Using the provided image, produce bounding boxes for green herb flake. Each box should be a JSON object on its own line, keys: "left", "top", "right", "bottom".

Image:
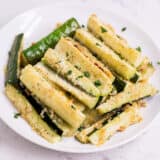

{"left": 121, "top": 27, "right": 127, "bottom": 32}
{"left": 55, "top": 60, "right": 61, "bottom": 64}
{"left": 94, "top": 80, "right": 101, "bottom": 87}
{"left": 83, "top": 71, "right": 90, "bottom": 78}
{"left": 74, "top": 65, "right": 81, "bottom": 70}
{"left": 148, "top": 62, "right": 153, "bottom": 67}
{"left": 71, "top": 105, "right": 76, "bottom": 110}
{"left": 78, "top": 126, "right": 85, "bottom": 131}
{"left": 66, "top": 52, "right": 69, "bottom": 57}
{"left": 136, "top": 46, "right": 142, "bottom": 52}
{"left": 116, "top": 34, "right": 121, "bottom": 39}
{"left": 96, "top": 42, "right": 101, "bottom": 47}
{"left": 101, "top": 26, "right": 107, "bottom": 33}
{"left": 157, "top": 61, "right": 160, "bottom": 65}
{"left": 14, "top": 113, "right": 21, "bottom": 119}
{"left": 66, "top": 70, "right": 72, "bottom": 75}
{"left": 76, "top": 75, "right": 83, "bottom": 80}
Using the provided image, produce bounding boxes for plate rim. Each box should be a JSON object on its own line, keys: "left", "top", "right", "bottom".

{"left": 0, "top": 2, "right": 160, "bottom": 153}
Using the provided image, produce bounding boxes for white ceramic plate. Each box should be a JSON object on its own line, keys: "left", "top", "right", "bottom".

{"left": 0, "top": 2, "right": 160, "bottom": 153}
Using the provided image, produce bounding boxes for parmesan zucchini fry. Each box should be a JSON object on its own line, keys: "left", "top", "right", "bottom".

{"left": 5, "top": 84, "right": 61, "bottom": 143}
{"left": 42, "top": 48, "right": 100, "bottom": 97}
{"left": 75, "top": 29, "right": 139, "bottom": 81}
{"left": 97, "top": 82, "right": 157, "bottom": 114}
{"left": 68, "top": 40, "right": 127, "bottom": 92}
{"left": 55, "top": 37, "right": 113, "bottom": 96}
{"left": 22, "top": 18, "right": 80, "bottom": 64}
{"left": 20, "top": 65, "right": 85, "bottom": 128}
{"left": 69, "top": 38, "right": 115, "bottom": 81}
{"left": 87, "top": 15, "right": 142, "bottom": 66}
{"left": 89, "top": 103, "right": 142, "bottom": 145}
{"left": 76, "top": 108, "right": 122, "bottom": 143}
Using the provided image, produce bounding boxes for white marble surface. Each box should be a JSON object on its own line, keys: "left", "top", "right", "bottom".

{"left": 0, "top": 0, "right": 160, "bottom": 159}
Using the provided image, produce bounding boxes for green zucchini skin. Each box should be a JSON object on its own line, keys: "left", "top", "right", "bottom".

{"left": 113, "top": 77, "right": 127, "bottom": 92}
{"left": 21, "top": 88, "right": 63, "bottom": 136}
{"left": 5, "top": 33, "right": 24, "bottom": 86}
{"left": 130, "top": 73, "right": 139, "bottom": 83}
{"left": 23, "top": 18, "right": 80, "bottom": 64}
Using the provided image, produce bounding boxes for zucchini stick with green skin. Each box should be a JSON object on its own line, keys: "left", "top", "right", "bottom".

{"left": 42, "top": 48, "right": 100, "bottom": 97}
{"left": 5, "top": 84, "right": 61, "bottom": 143}
{"left": 24, "top": 90, "right": 78, "bottom": 136}
{"left": 97, "top": 82, "right": 157, "bottom": 114}
{"left": 22, "top": 85, "right": 77, "bottom": 136}
{"left": 87, "top": 15, "right": 142, "bottom": 66}
{"left": 34, "top": 62, "right": 99, "bottom": 108}
{"left": 68, "top": 40, "right": 126, "bottom": 92}
{"left": 55, "top": 37, "right": 113, "bottom": 96}
{"left": 20, "top": 65, "right": 85, "bottom": 128}
{"left": 5, "top": 34, "right": 61, "bottom": 142}
{"left": 22, "top": 18, "right": 80, "bottom": 64}
{"left": 76, "top": 107, "right": 123, "bottom": 143}
{"left": 75, "top": 29, "right": 139, "bottom": 81}
{"left": 71, "top": 38, "right": 115, "bottom": 81}
{"left": 88, "top": 103, "right": 142, "bottom": 145}
{"left": 5, "top": 33, "right": 24, "bottom": 86}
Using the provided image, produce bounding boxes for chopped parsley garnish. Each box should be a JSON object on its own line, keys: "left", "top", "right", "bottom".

{"left": 14, "top": 113, "right": 21, "bottom": 119}
{"left": 116, "top": 34, "right": 121, "bottom": 39}
{"left": 76, "top": 75, "right": 83, "bottom": 80}
{"left": 55, "top": 60, "right": 61, "bottom": 64}
{"left": 78, "top": 126, "right": 85, "bottom": 131}
{"left": 121, "top": 27, "right": 127, "bottom": 32}
{"left": 94, "top": 80, "right": 101, "bottom": 87}
{"left": 81, "top": 24, "right": 85, "bottom": 28}
{"left": 136, "top": 46, "right": 142, "bottom": 52}
{"left": 71, "top": 105, "right": 76, "bottom": 110}
{"left": 157, "top": 61, "right": 160, "bottom": 65}
{"left": 96, "top": 42, "right": 101, "bottom": 47}
{"left": 74, "top": 65, "right": 81, "bottom": 70}
{"left": 148, "top": 62, "right": 153, "bottom": 67}
{"left": 66, "top": 52, "right": 69, "bottom": 57}
{"left": 101, "top": 26, "right": 107, "bottom": 33}
{"left": 66, "top": 70, "right": 72, "bottom": 75}
{"left": 65, "top": 52, "right": 71, "bottom": 61}
{"left": 83, "top": 71, "right": 90, "bottom": 78}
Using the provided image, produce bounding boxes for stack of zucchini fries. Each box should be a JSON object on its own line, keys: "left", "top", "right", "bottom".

{"left": 5, "top": 14, "right": 157, "bottom": 145}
